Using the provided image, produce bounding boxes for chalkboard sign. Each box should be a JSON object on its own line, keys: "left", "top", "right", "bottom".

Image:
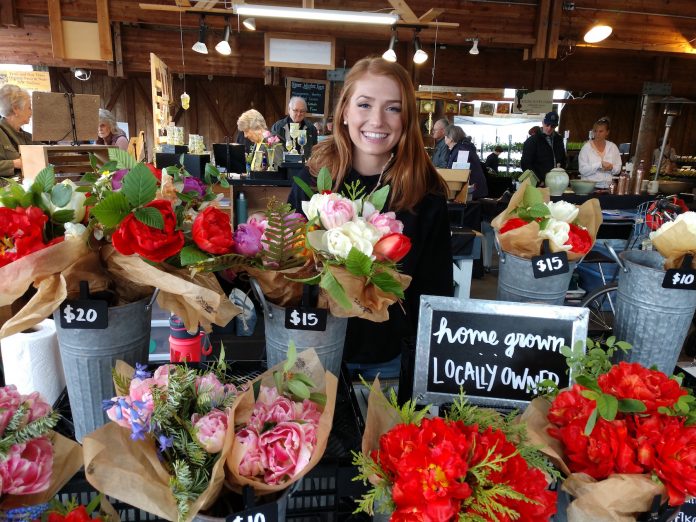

{"left": 413, "top": 297, "right": 588, "bottom": 409}
{"left": 286, "top": 77, "right": 329, "bottom": 117}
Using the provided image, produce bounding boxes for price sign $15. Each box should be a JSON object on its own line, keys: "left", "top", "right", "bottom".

{"left": 59, "top": 299, "right": 108, "bottom": 329}
{"left": 284, "top": 306, "right": 327, "bottom": 332}
{"left": 531, "top": 251, "right": 569, "bottom": 279}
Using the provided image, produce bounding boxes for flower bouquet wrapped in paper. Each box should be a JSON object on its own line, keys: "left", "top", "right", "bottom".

{"left": 491, "top": 180, "right": 602, "bottom": 260}
{"left": 0, "top": 385, "right": 82, "bottom": 519}
{"left": 524, "top": 337, "right": 693, "bottom": 521}
{"left": 83, "top": 355, "right": 240, "bottom": 522}
{"left": 649, "top": 210, "right": 696, "bottom": 270}
{"left": 226, "top": 346, "right": 337, "bottom": 496}
{"left": 353, "top": 379, "right": 558, "bottom": 521}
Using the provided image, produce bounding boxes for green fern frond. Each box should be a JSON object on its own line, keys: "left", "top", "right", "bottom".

{"left": 351, "top": 451, "right": 393, "bottom": 516}
{"left": 112, "top": 368, "right": 132, "bottom": 396}
{"left": 189, "top": 252, "right": 256, "bottom": 274}
{"left": 260, "top": 200, "right": 307, "bottom": 270}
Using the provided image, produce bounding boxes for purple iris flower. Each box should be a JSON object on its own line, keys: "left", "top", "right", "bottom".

{"left": 134, "top": 363, "right": 151, "bottom": 380}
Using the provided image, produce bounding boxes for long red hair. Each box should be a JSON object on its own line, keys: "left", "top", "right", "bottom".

{"left": 307, "top": 56, "right": 447, "bottom": 211}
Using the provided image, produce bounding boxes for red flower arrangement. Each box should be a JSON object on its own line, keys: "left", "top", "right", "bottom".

{"left": 192, "top": 206, "right": 235, "bottom": 255}
{"left": 354, "top": 383, "right": 557, "bottom": 521}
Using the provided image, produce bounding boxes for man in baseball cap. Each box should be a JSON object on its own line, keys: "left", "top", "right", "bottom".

{"left": 521, "top": 111, "right": 566, "bottom": 184}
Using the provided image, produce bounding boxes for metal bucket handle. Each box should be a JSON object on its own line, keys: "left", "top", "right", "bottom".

{"left": 603, "top": 241, "right": 628, "bottom": 273}
{"left": 494, "top": 234, "right": 506, "bottom": 263}
{"left": 249, "top": 277, "right": 272, "bottom": 318}
{"left": 145, "top": 288, "right": 160, "bottom": 312}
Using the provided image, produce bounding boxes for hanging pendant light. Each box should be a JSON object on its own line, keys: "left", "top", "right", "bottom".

{"left": 469, "top": 38, "right": 479, "bottom": 55}
{"left": 215, "top": 20, "right": 232, "bottom": 55}
{"left": 583, "top": 24, "right": 612, "bottom": 43}
{"left": 412, "top": 31, "right": 428, "bottom": 64}
{"left": 383, "top": 29, "right": 398, "bottom": 62}
{"left": 192, "top": 16, "right": 208, "bottom": 54}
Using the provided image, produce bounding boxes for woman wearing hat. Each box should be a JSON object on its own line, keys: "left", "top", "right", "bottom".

{"left": 520, "top": 111, "right": 566, "bottom": 185}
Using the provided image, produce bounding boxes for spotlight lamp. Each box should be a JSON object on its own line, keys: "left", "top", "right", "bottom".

{"left": 469, "top": 38, "right": 479, "bottom": 55}
{"left": 412, "top": 32, "right": 428, "bottom": 64}
{"left": 192, "top": 17, "right": 208, "bottom": 54}
{"left": 583, "top": 24, "right": 612, "bottom": 43}
{"left": 73, "top": 68, "right": 91, "bottom": 81}
{"left": 242, "top": 18, "right": 256, "bottom": 30}
{"left": 215, "top": 22, "right": 232, "bottom": 55}
{"left": 383, "top": 30, "right": 398, "bottom": 62}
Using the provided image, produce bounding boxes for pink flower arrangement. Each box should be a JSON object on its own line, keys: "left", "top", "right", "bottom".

{"left": 262, "top": 131, "right": 280, "bottom": 146}
{"left": 0, "top": 385, "right": 58, "bottom": 497}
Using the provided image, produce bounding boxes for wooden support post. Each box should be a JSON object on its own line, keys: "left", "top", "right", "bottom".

{"left": 56, "top": 70, "right": 74, "bottom": 94}
{"left": 546, "top": 0, "right": 562, "bottom": 60}
{"left": 632, "top": 95, "right": 661, "bottom": 191}
{"left": 48, "top": 0, "right": 65, "bottom": 58}
{"left": 96, "top": 0, "right": 113, "bottom": 61}
{"left": 48, "top": 67, "right": 61, "bottom": 93}
{"left": 0, "top": 0, "right": 18, "bottom": 27}
{"left": 531, "top": 0, "right": 550, "bottom": 60}
{"left": 108, "top": 22, "right": 124, "bottom": 78}
{"left": 134, "top": 78, "right": 151, "bottom": 108}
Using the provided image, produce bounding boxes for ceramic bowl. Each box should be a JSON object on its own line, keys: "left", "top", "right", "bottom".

{"left": 570, "top": 180, "right": 596, "bottom": 195}
{"left": 658, "top": 180, "right": 691, "bottom": 194}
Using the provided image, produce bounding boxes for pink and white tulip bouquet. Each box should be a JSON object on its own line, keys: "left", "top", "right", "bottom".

{"left": 83, "top": 357, "right": 240, "bottom": 522}
{"left": 226, "top": 346, "right": 337, "bottom": 495}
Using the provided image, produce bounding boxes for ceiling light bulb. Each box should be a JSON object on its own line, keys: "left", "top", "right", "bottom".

{"left": 192, "top": 23, "right": 208, "bottom": 54}
{"left": 243, "top": 18, "right": 256, "bottom": 30}
{"left": 382, "top": 49, "right": 397, "bottom": 62}
{"left": 216, "top": 25, "right": 231, "bottom": 55}
{"left": 413, "top": 36, "right": 427, "bottom": 64}
{"left": 469, "top": 39, "right": 479, "bottom": 55}
{"left": 583, "top": 24, "right": 612, "bottom": 43}
{"left": 233, "top": 4, "right": 398, "bottom": 25}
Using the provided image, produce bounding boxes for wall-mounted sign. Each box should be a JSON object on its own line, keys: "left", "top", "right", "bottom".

{"left": 512, "top": 90, "right": 554, "bottom": 114}
{"left": 286, "top": 77, "right": 329, "bottom": 117}
{"left": 413, "top": 297, "right": 588, "bottom": 409}
{"left": 265, "top": 33, "right": 335, "bottom": 70}
{"left": 0, "top": 70, "right": 50, "bottom": 92}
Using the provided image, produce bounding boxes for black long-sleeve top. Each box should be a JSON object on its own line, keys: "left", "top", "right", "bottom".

{"left": 288, "top": 167, "right": 454, "bottom": 363}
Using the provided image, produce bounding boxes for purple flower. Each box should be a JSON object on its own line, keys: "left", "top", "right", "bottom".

{"left": 233, "top": 218, "right": 266, "bottom": 257}
{"left": 157, "top": 434, "right": 174, "bottom": 452}
{"left": 134, "top": 363, "right": 151, "bottom": 380}
{"left": 182, "top": 176, "right": 207, "bottom": 197}
{"left": 110, "top": 169, "right": 129, "bottom": 190}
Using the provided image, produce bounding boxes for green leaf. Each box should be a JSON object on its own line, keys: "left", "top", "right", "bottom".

{"left": 33, "top": 167, "right": 55, "bottom": 192}
{"left": 317, "top": 166, "right": 332, "bottom": 192}
{"left": 205, "top": 163, "right": 221, "bottom": 181}
{"left": 596, "top": 393, "right": 618, "bottom": 421}
{"left": 91, "top": 192, "right": 130, "bottom": 228}
{"left": 121, "top": 163, "right": 158, "bottom": 207}
{"left": 0, "top": 196, "right": 17, "bottom": 208}
{"left": 50, "top": 183, "right": 72, "bottom": 207}
{"left": 345, "top": 247, "right": 373, "bottom": 277}
{"left": 618, "top": 398, "right": 647, "bottom": 413}
{"left": 51, "top": 209, "right": 75, "bottom": 224}
{"left": 253, "top": 379, "right": 262, "bottom": 401}
{"left": 81, "top": 172, "right": 99, "bottom": 184}
{"left": 108, "top": 148, "right": 137, "bottom": 169}
{"left": 287, "top": 379, "right": 310, "bottom": 400}
{"left": 367, "top": 185, "right": 390, "bottom": 212}
{"left": 528, "top": 203, "right": 550, "bottom": 219}
{"left": 85, "top": 493, "right": 103, "bottom": 517}
{"left": 575, "top": 375, "right": 601, "bottom": 392}
{"left": 273, "top": 371, "right": 283, "bottom": 394}
{"left": 522, "top": 184, "right": 543, "bottom": 207}
{"left": 292, "top": 372, "right": 316, "bottom": 389}
{"left": 320, "top": 267, "right": 351, "bottom": 310}
{"left": 293, "top": 175, "right": 314, "bottom": 199}
{"left": 75, "top": 185, "right": 92, "bottom": 193}
{"left": 309, "top": 392, "right": 327, "bottom": 407}
{"left": 89, "top": 152, "right": 100, "bottom": 170}
{"left": 584, "top": 407, "right": 598, "bottom": 436}
{"left": 100, "top": 161, "right": 119, "bottom": 173}
{"left": 134, "top": 207, "right": 165, "bottom": 230}
{"left": 284, "top": 340, "right": 297, "bottom": 372}
{"left": 219, "top": 176, "right": 229, "bottom": 188}
{"left": 180, "top": 245, "right": 211, "bottom": 266}
{"left": 580, "top": 390, "right": 599, "bottom": 401}
{"left": 370, "top": 270, "right": 405, "bottom": 299}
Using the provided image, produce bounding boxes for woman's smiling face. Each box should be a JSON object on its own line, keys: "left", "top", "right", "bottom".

{"left": 342, "top": 72, "right": 403, "bottom": 169}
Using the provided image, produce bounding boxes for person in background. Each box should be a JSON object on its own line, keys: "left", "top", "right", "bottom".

{"left": 270, "top": 96, "right": 318, "bottom": 159}
{"left": 97, "top": 108, "right": 129, "bottom": 150}
{"left": 578, "top": 116, "right": 621, "bottom": 189}
{"left": 0, "top": 84, "right": 34, "bottom": 182}
{"left": 288, "top": 56, "right": 453, "bottom": 374}
{"left": 430, "top": 117, "right": 450, "bottom": 168}
{"left": 314, "top": 119, "right": 329, "bottom": 143}
{"left": 653, "top": 137, "right": 677, "bottom": 174}
{"left": 444, "top": 124, "right": 488, "bottom": 199}
{"left": 521, "top": 111, "right": 566, "bottom": 184}
{"left": 485, "top": 145, "right": 504, "bottom": 174}
{"left": 237, "top": 109, "right": 268, "bottom": 172}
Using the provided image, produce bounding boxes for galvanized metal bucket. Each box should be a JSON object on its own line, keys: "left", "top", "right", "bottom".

{"left": 614, "top": 250, "right": 696, "bottom": 374}
{"left": 53, "top": 296, "right": 153, "bottom": 442}
{"left": 250, "top": 279, "right": 347, "bottom": 377}
{"left": 496, "top": 250, "right": 577, "bottom": 306}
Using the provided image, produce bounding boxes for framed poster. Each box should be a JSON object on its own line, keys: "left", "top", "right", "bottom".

{"left": 496, "top": 102, "right": 511, "bottom": 114}
{"left": 265, "top": 33, "right": 335, "bottom": 70}
{"left": 286, "top": 77, "right": 329, "bottom": 117}
{"left": 479, "top": 102, "right": 495, "bottom": 116}
{"left": 419, "top": 100, "right": 435, "bottom": 114}
{"left": 459, "top": 103, "right": 474, "bottom": 116}
{"left": 445, "top": 101, "right": 458, "bottom": 114}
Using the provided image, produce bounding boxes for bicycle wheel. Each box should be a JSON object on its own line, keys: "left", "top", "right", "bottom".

{"left": 580, "top": 283, "right": 618, "bottom": 338}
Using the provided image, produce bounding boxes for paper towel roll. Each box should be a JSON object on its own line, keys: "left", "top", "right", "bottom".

{"left": 1, "top": 319, "right": 65, "bottom": 405}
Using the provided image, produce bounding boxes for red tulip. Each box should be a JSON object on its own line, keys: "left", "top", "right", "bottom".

{"left": 373, "top": 233, "right": 411, "bottom": 263}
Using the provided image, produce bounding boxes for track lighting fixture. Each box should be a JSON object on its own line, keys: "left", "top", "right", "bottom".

{"left": 413, "top": 32, "right": 427, "bottom": 64}
{"left": 469, "top": 38, "right": 479, "bottom": 55}
{"left": 583, "top": 24, "right": 612, "bottom": 43}
{"left": 215, "top": 20, "right": 231, "bottom": 55}
{"left": 192, "top": 17, "right": 208, "bottom": 54}
{"left": 383, "top": 29, "right": 397, "bottom": 62}
{"left": 242, "top": 18, "right": 256, "bottom": 30}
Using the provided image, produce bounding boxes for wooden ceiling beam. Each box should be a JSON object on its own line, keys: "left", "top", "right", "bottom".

{"left": 419, "top": 8, "right": 444, "bottom": 23}
{"left": 0, "top": 0, "right": 18, "bottom": 27}
{"left": 531, "top": 0, "right": 550, "bottom": 60}
{"left": 388, "top": 0, "right": 418, "bottom": 23}
{"left": 47, "top": 0, "right": 64, "bottom": 58}
{"left": 546, "top": 0, "right": 562, "bottom": 60}
{"left": 96, "top": 0, "right": 113, "bottom": 60}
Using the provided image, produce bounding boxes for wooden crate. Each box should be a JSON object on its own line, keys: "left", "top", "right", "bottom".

{"left": 19, "top": 145, "right": 113, "bottom": 182}
{"left": 437, "top": 168, "right": 471, "bottom": 201}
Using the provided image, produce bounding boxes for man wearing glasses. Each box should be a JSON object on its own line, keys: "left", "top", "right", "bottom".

{"left": 431, "top": 118, "right": 450, "bottom": 168}
{"left": 271, "top": 96, "right": 318, "bottom": 160}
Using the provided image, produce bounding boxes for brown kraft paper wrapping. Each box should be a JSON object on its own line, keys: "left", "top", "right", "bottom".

{"left": 226, "top": 348, "right": 337, "bottom": 496}
{"left": 360, "top": 377, "right": 403, "bottom": 456}
{"left": 491, "top": 179, "right": 603, "bottom": 261}
{"left": 651, "top": 220, "right": 696, "bottom": 270}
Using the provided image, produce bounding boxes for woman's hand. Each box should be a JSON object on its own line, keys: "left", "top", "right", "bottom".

{"left": 12, "top": 158, "right": 21, "bottom": 170}
{"left": 601, "top": 160, "right": 612, "bottom": 171}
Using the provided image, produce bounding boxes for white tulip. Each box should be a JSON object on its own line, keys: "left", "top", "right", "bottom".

{"left": 546, "top": 201, "right": 579, "bottom": 223}
{"left": 302, "top": 193, "right": 329, "bottom": 221}
{"left": 539, "top": 218, "right": 571, "bottom": 251}
{"left": 323, "top": 228, "right": 353, "bottom": 259}
{"left": 64, "top": 222, "right": 87, "bottom": 240}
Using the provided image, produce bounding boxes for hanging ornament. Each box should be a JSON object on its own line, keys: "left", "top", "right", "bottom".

{"left": 181, "top": 92, "right": 190, "bottom": 110}
{"left": 426, "top": 111, "right": 433, "bottom": 133}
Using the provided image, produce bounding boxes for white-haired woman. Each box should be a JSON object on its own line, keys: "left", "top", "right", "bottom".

{"left": 237, "top": 109, "right": 268, "bottom": 171}
{"left": 97, "top": 108, "right": 129, "bottom": 150}
{"left": 0, "top": 84, "right": 34, "bottom": 181}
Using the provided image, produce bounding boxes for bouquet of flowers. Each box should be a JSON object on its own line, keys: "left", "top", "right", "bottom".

{"left": 0, "top": 385, "right": 82, "bottom": 518}
{"left": 83, "top": 356, "right": 240, "bottom": 522}
{"left": 491, "top": 180, "right": 602, "bottom": 260}
{"left": 649, "top": 210, "right": 696, "bottom": 269}
{"left": 191, "top": 167, "right": 412, "bottom": 321}
{"left": 226, "top": 346, "right": 337, "bottom": 495}
{"left": 34, "top": 494, "right": 119, "bottom": 522}
{"left": 353, "top": 379, "right": 558, "bottom": 521}
{"left": 524, "top": 337, "right": 694, "bottom": 520}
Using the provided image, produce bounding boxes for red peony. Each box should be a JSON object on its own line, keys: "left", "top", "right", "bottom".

{"left": 0, "top": 206, "right": 50, "bottom": 267}
{"left": 651, "top": 421, "right": 696, "bottom": 505}
{"left": 111, "top": 200, "right": 184, "bottom": 263}
{"left": 547, "top": 384, "right": 595, "bottom": 428}
{"left": 565, "top": 223, "right": 592, "bottom": 254}
{"left": 192, "top": 206, "right": 234, "bottom": 255}
{"left": 499, "top": 217, "right": 529, "bottom": 234}
{"left": 597, "top": 362, "right": 687, "bottom": 414}
{"left": 373, "top": 232, "right": 411, "bottom": 263}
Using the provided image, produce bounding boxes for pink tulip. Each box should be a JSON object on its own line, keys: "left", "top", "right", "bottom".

{"left": 153, "top": 364, "right": 175, "bottom": 385}
{"left": 259, "top": 421, "right": 314, "bottom": 485}
{"left": 297, "top": 399, "right": 322, "bottom": 427}
{"left": 192, "top": 409, "right": 228, "bottom": 453}
{"left": 0, "top": 386, "right": 22, "bottom": 435}
{"left": 368, "top": 211, "right": 404, "bottom": 236}
{"left": 195, "top": 373, "right": 228, "bottom": 405}
{"left": 23, "top": 392, "right": 52, "bottom": 422}
{"left": 317, "top": 194, "right": 354, "bottom": 230}
{"left": 0, "top": 438, "right": 53, "bottom": 495}
{"left": 237, "top": 428, "right": 266, "bottom": 478}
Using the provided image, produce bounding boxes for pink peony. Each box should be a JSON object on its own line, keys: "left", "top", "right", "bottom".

{"left": 0, "top": 385, "right": 22, "bottom": 435}
{"left": 368, "top": 211, "right": 404, "bottom": 236}
{"left": 153, "top": 364, "right": 175, "bottom": 384}
{"left": 0, "top": 438, "right": 53, "bottom": 495}
{"left": 297, "top": 399, "right": 322, "bottom": 427}
{"left": 259, "top": 421, "right": 314, "bottom": 485}
{"left": 316, "top": 193, "right": 354, "bottom": 230}
{"left": 23, "top": 392, "right": 52, "bottom": 422}
{"left": 233, "top": 218, "right": 266, "bottom": 257}
{"left": 192, "top": 409, "right": 228, "bottom": 453}
{"left": 195, "top": 373, "right": 231, "bottom": 406}
{"left": 237, "top": 428, "right": 266, "bottom": 478}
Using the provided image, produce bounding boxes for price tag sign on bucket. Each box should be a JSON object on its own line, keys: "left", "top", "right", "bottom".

{"left": 662, "top": 254, "right": 696, "bottom": 290}
{"left": 59, "top": 299, "right": 108, "bottom": 329}
{"left": 228, "top": 503, "right": 278, "bottom": 522}
{"left": 531, "top": 239, "right": 569, "bottom": 279}
{"left": 284, "top": 306, "right": 327, "bottom": 331}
